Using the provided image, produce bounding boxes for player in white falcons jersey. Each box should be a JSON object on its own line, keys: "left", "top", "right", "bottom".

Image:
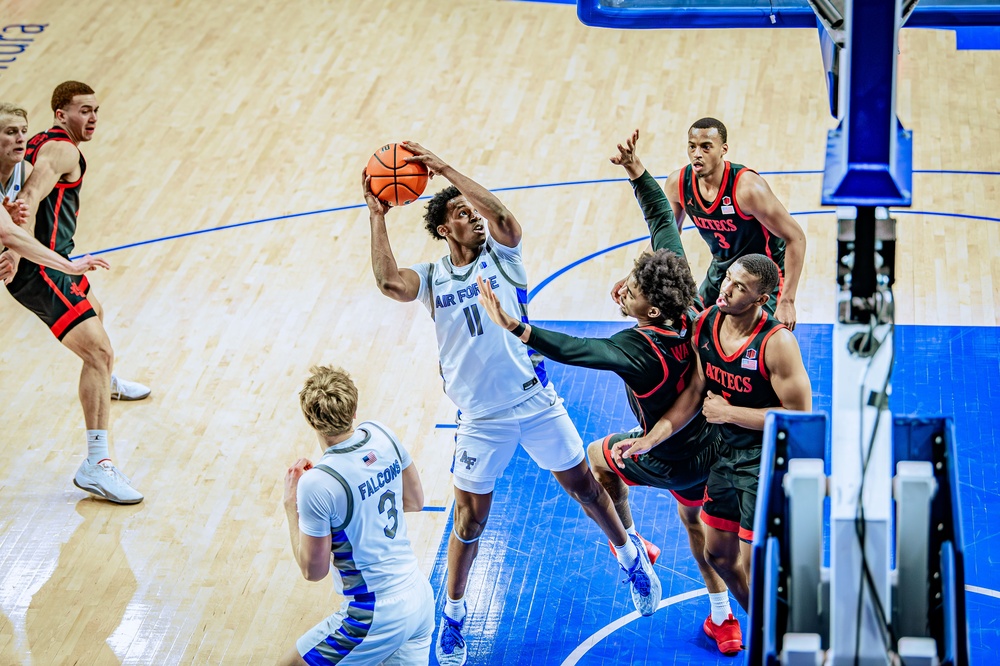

{"left": 280, "top": 365, "right": 434, "bottom": 666}
{"left": 364, "top": 143, "right": 661, "bottom": 666}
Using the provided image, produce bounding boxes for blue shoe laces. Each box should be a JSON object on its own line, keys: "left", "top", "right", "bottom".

{"left": 440, "top": 615, "right": 465, "bottom": 654}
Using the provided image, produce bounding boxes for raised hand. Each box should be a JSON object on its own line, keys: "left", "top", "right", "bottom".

{"left": 401, "top": 141, "right": 448, "bottom": 177}
{"left": 476, "top": 275, "right": 516, "bottom": 330}
{"left": 362, "top": 169, "right": 389, "bottom": 215}
{"left": 610, "top": 129, "right": 645, "bottom": 180}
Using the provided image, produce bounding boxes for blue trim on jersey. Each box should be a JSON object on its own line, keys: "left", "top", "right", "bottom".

{"left": 325, "top": 639, "right": 351, "bottom": 656}
{"left": 343, "top": 616, "right": 371, "bottom": 632}
{"left": 336, "top": 627, "right": 364, "bottom": 644}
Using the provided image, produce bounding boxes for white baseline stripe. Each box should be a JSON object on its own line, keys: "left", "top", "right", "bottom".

{"left": 560, "top": 588, "right": 709, "bottom": 666}
{"left": 561, "top": 585, "right": 1000, "bottom": 665}
{"left": 967, "top": 585, "right": 1000, "bottom": 599}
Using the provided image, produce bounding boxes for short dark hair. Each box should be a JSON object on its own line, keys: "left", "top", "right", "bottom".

{"left": 423, "top": 186, "right": 460, "bottom": 240}
{"left": 51, "top": 81, "right": 95, "bottom": 112}
{"left": 689, "top": 117, "right": 727, "bottom": 144}
{"left": 734, "top": 253, "right": 780, "bottom": 297}
{"left": 633, "top": 249, "right": 698, "bottom": 324}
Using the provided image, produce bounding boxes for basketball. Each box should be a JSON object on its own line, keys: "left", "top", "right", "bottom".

{"left": 366, "top": 143, "right": 429, "bottom": 207}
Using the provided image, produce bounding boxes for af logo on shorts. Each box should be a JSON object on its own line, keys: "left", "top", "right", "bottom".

{"left": 459, "top": 451, "right": 478, "bottom": 470}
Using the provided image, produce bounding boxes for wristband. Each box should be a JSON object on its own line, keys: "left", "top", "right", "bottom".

{"left": 511, "top": 321, "right": 526, "bottom": 337}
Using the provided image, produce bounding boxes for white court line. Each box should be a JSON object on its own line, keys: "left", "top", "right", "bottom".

{"left": 560, "top": 585, "right": 1000, "bottom": 664}
{"left": 559, "top": 588, "right": 709, "bottom": 666}
{"left": 967, "top": 585, "right": 1000, "bottom": 599}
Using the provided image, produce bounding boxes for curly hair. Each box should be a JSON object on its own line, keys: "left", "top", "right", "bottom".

{"left": 734, "top": 253, "right": 780, "bottom": 297}
{"left": 51, "top": 81, "right": 95, "bottom": 112}
{"left": 689, "top": 117, "right": 727, "bottom": 144}
{"left": 422, "top": 186, "right": 461, "bottom": 240}
{"left": 299, "top": 365, "right": 358, "bottom": 437}
{"left": 633, "top": 249, "right": 697, "bottom": 324}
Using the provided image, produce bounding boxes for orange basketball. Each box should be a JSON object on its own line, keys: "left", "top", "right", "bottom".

{"left": 366, "top": 143, "right": 429, "bottom": 207}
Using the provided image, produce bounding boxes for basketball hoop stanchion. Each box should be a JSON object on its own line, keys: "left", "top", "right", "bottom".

{"left": 746, "top": 0, "right": 969, "bottom": 663}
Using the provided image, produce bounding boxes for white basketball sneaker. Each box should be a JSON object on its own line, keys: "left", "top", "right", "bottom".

{"left": 435, "top": 603, "right": 468, "bottom": 666}
{"left": 111, "top": 374, "right": 151, "bottom": 401}
{"left": 621, "top": 533, "right": 662, "bottom": 616}
{"left": 73, "top": 459, "right": 144, "bottom": 504}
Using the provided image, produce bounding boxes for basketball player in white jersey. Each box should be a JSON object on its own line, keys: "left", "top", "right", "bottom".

{"left": 280, "top": 365, "right": 435, "bottom": 666}
{"left": 364, "top": 143, "right": 660, "bottom": 666}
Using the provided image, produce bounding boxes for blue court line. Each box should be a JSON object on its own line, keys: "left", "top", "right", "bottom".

{"left": 422, "top": 506, "right": 447, "bottom": 512}
{"left": 435, "top": 423, "right": 458, "bottom": 429}
{"left": 528, "top": 208, "right": 1000, "bottom": 301}
{"left": 68, "top": 170, "right": 1000, "bottom": 259}
{"left": 529, "top": 210, "right": 835, "bottom": 301}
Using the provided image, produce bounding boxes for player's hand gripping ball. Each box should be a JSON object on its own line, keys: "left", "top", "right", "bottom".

{"left": 366, "top": 143, "right": 429, "bottom": 207}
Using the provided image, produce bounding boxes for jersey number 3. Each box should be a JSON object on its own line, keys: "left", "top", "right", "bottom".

{"left": 713, "top": 232, "right": 731, "bottom": 250}
{"left": 462, "top": 304, "right": 485, "bottom": 337}
{"left": 378, "top": 489, "right": 399, "bottom": 539}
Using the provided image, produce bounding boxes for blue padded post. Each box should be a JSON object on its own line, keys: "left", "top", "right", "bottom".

{"left": 892, "top": 416, "right": 969, "bottom": 665}
{"left": 748, "top": 412, "right": 829, "bottom": 664}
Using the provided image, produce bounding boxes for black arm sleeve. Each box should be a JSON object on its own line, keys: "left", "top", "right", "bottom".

{"left": 630, "top": 169, "right": 685, "bottom": 258}
{"left": 526, "top": 325, "right": 658, "bottom": 392}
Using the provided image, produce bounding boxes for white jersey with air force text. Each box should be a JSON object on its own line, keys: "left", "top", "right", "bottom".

{"left": 412, "top": 235, "right": 548, "bottom": 420}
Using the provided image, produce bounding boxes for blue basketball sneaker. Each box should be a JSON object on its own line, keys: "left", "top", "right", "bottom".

{"left": 621, "top": 533, "right": 662, "bottom": 616}
{"left": 435, "top": 605, "right": 467, "bottom": 666}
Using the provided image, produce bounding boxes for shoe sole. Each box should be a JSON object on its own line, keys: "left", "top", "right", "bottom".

{"left": 111, "top": 392, "right": 151, "bottom": 401}
{"left": 73, "top": 478, "right": 144, "bottom": 504}
{"left": 702, "top": 623, "right": 742, "bottom": 655}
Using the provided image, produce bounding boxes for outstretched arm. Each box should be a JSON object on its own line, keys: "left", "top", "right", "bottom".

{"left": 402, "top": 141, "right": 522, "bottom": 248}
{"left": 364, "top": 170, "right": 421, "bottom": 302}
{"left": 476, "top": 274, "right": 641, "bottom": 377}
{"left": 735, "top": 172, "right": 806, "bottom": 330}
{"left": 0, "top": 207, "right": 109, "bottom": 282}
{"left": 610, "top": 342, "right": 705, "bottom": 468}
{"left": 611, "top": 130, "right": 683, "bottom": 257}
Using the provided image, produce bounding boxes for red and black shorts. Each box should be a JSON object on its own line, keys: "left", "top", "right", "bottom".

{"left": 600, "top": 420, "right": 723, "bottom": 506}
{"left": 6, "top": 262, "right": 96, "bottom": 340}
{"left": 700, "top": 445, "right": 762, "bottom": 543}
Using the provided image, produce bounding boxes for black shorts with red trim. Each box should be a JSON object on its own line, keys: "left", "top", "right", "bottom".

{"left": 6, "top": 262, "right": 95, "bottom": 340}
{"left": 600, "top": 416, "right": 723, "bottom": 504}
{"left": 700, "top": 445, "right": 762, "bottom": 543}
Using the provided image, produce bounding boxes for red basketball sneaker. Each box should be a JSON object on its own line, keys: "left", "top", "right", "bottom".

{"left": 703, "top": 613, "right": 742, "bottom": 655}
{"left": 607, "top": 533, "right": 661, "bottom": 566}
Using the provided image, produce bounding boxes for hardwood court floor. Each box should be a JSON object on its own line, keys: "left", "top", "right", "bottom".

{"left": 0, "top": 1, "right": 997, "bottom": 664}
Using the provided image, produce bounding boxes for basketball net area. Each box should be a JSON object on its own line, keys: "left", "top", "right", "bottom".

{"left": 578, "top": 0, "right": 1000, "bottom": 663}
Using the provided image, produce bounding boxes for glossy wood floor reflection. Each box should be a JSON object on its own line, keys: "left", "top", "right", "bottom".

{"left": 0, "top": 1, "right": 997, "bottom": 664}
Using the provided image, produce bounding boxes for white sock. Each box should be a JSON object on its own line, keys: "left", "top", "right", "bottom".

{"left": 445, "top": 596, "right": 466, "bottom": 622}
{"left": 709, "top": 591, "right": 733, "bottom": 625}
{"left": 86, "top": 430, "right": 110, "bottom": 464}
{"left": 625, "top": 524, "right": 638, "bottom": 537}
{"left": 613, "top": 537, "right": 639, "bottom": 568}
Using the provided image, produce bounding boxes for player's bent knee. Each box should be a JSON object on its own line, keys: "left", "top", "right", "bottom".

{"left": 567, "top": 473, "right": 604, "bottom": 506}
{"left": 676, "top": 503, "right": 703, "bottom": 528}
